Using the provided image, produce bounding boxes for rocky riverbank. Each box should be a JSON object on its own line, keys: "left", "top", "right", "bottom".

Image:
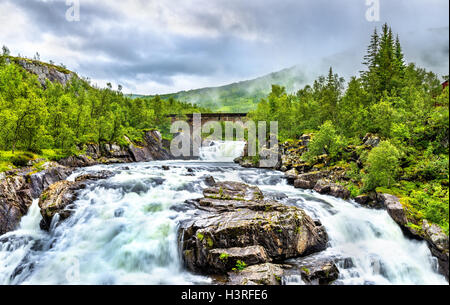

{"left": 178, "top": 179, "right": 338, "bottom": 285}
{"left": 0, "top": 129, "right": 171, "bottom": 236}
{"left": 235, "top": 134, "right": 449, "bottom": 280}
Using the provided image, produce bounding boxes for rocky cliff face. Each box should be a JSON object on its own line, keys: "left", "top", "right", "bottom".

{"left": 59, "top": 130, "right": 172, "bottom": 168}
{"left": 11, "top": 58, "right": 76, "bottom": 87}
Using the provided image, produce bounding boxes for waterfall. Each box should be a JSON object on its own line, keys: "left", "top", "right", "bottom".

{"left": 199, "top": 140, "right": 246, "bottom": 162}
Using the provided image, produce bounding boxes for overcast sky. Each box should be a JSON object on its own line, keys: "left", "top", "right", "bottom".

{"left": 0, "top": 0, "right": 448, "bottom": 94}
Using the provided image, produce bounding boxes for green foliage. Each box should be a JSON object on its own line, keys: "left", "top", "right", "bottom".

{"left": 219, "top": 253, "right": 229, "bottom": 261}
{"left": 363, "top": 141, "right": 400, "bottom": 191}
{"left": 0, "top": 55, "right": 207, "bottom": 157}
{"left": 304, "top": 121, "right": 346, "bottom": 162}
{"left": 232, "top": 260, "right": 247, "bottom": 272}
{"left": 247, "top": 24, "right": 447, "bottom": 232}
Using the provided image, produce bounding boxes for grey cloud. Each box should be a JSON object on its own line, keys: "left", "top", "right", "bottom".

{"left": 2, "top": 0, "right": 449, "bottom": 93}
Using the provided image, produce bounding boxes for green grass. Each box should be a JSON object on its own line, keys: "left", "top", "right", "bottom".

{"left": 0, "top": 149, "right": 70, "bottom": 173}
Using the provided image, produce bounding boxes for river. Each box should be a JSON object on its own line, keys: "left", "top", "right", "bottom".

{"left": 0, "top": 141, "right": 447, "bottom": 285}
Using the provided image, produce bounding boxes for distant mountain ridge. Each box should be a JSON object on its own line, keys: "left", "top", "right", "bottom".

{"left": 137, "top": 66, "right": 309, "bottom": 113}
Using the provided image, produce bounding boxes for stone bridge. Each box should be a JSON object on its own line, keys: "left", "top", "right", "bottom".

{"left": 168, "top": 113, "right": 248, "bottom": 127}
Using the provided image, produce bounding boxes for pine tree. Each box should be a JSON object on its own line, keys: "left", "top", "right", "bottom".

{"left": 394, "top": 35, "right": 405, "bottom": 74}
{"left": 376, "top": 24, "right": 396, "bottom": 95}
{"left": 362, "top": 28, "right": 379, "bottom": 70}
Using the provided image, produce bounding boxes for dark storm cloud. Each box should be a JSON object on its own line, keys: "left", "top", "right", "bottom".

{"left": 2, "top": 0, "right": 448, "bottom": 93}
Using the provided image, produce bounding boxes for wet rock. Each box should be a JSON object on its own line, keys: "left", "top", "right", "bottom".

{"left": 377, "top": 194, "right": 407, "bottom": 226}
{"left": 143, "top": 130, "right": 172, "bottom": 160}
{"left": 354, "top": 193, "right": 384, "bottom": 209}
{"left": 203, "top": 181, "right": 264, "bottom": 201}
{"left": 422, "top": 220, "right": 449, "bottom": 279}
{"left": 293, "top": 171, "right": 327, "bottom": 187}
{"left": 38, "top": 172, "right": 112, "bottom": 231}
{"left": 114, "top": 208, "right": 125, "bottom": 218}
{"left": 207, "top": 246, "right": 270, "bottom": 273}
{"left": 38, "top": 180, "right": 85, "bottom": 230}
{"left": 299, "top": 261, "right": 339, "bottom": 285}
{"left": 423, "top": 220, "right": 449, "bottom": 252}
{"left": 227, "top": 263, "right": 285, "bottom": 285}
{"left": 58, "top": 155, "right": 97, "bottom": 168}
{"left": 162, "top": 165, "right": 170, "bottom": 171}
{"left": 284, "top": 168, "right": 298, "bottom": 183}
{"left": 203, "top": 175, "right": 216, "bottom": 187}
{"left": 179, "top": 181, "right": 328, "bottom": 274}
{"left": 74, "top": 170, "right": 114, "bottom": 182}
{"left": 29, "top": 165, "right": 73, "bottom": 198}
{"left": 128, "top": 144, "right": 152, "bottom": 162}
{"left": 235, "top": 157, "right": 256, "bottom": 168}
{"left": 0, "top": 176, "right": 33, "bottom": 235}
{"left": 313, "top": 180, "right": 350, "bottom": 199}
{"left": 294, "top": 179, "right": 315, "bottom": 190}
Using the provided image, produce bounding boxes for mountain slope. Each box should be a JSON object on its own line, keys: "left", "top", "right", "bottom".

{"left": 147, "top": 66, "right": 309, "bottom": 113}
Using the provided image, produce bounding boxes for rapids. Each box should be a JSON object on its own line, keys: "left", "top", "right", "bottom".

{"left": 0, "top": 141, "right": 447, "bottom": 285}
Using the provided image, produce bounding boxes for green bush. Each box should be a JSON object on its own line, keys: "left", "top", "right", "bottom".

{"left": 304, "top": 121, "right": 346, "bottom": 162}
{"left": 362, "top": 141, "right": 400, "bottom": 191}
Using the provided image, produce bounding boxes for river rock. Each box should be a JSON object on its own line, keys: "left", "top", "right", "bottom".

{"left": 422, "top": 220, "right": 449, "bottom": 279}
{"left": 284, "top": 168, "right": 298, "bottom": 183}
{"left": 293, "top": 171, "right": 327, "bottom": 188}
{"left": 227, "top": 263, "right": 286, "bottom": 285}
{"left": 377, "top": 194, "right": 407, "bottom": 226}
{"left": 207, "top": 246, "right": 270, "bottom": 273}
{"left": 353, "top": 193, "right": 385, "bottom": 209}
{"left": 29, "top": 165, "right": 73, "bottom": 198}
{"left": 58, "top": 155, "right": 97, "bottom": 168}
{"left": 299, "top": 261, "right": 339, "bottom": 285}
{"left": 0, "top": 176, "right": 33, "bottom": 235}
{"left": 294, "top": 179, "right": 315, "bottom": 189}
{"left": 179, "top": 181, "right": 328, "bottom": 274}
{"left": 38, "top": 180, "right": 85, "bottom": 230}
{"left": 422, "top": 220, "right": 449, "bottom": 252}
{"left": 313, "top": 180, "right": 350, "bottom": 199}
{"left": 38, "top": 172, "right": 113, "bottom": 230}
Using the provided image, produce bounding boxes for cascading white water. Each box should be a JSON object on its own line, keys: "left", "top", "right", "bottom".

{"left": 0, "top": 141, "right": 447, "bottom": 285}
{"left": 199, "top": 140, "right": 246, "bottom": 162}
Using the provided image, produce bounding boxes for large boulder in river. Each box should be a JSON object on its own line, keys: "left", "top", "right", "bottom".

{"left": 178, "top": 181, "right": 328, "bottom": 275}
{"left": 38, "top": 180, "right": 85, "bottom": 230}
{"left": 38, "top": 171, "right": 113, "bottom": 230}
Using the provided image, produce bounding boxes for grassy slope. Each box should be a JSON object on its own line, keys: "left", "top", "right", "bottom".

{"left": 139, "top": 66, "right": 309, "bottom": 113}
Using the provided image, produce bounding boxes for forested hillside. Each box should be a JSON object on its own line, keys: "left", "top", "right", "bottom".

{"left": 0, "top": 50, "right": 207, "bottom": 171}
{"left": 144, "top": 66, "right": 308, "bottom": 113}
{"left": 249, "top": 24, "right": 449, "bottom": 233}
